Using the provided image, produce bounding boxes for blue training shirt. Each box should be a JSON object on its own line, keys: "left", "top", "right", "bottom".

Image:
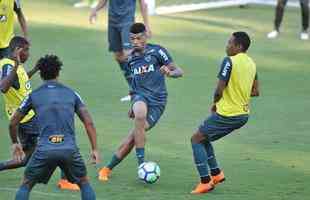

{"left": 108, "top": 0, "right": 136, "bottom": 27}
{"left": 18, "top": 81, "right": 85, "bottom": 151}
{"left": 129, "top": 44, "right": 173, "bottom": 106}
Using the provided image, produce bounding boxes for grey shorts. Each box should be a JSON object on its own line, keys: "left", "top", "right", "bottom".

{"left": 198, "top": 112, "right": 249, "bottom": 141}
{"left": 131, "top": 94, "right": 165, "bottom": 130}
{"left": 108, "top": 24, "right": 132, "bottom": 52}
{"left": 25, "top": 149, "right": 87, "bottom": 184}
{"left": 19, "top": 118, "right": 39, "bottom": 151}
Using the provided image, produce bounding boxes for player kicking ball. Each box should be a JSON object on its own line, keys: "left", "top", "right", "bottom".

{"left": 190, "top": 32, "right": 260, "bottom": 194}
{"left": 9, "top": 55, "right": 100, "bottom": 200}
{"left": 98, "top": 23, "right": 183, "bottom": 181}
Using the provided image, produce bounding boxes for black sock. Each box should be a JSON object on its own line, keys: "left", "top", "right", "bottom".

{"left": 210, "top": 168, "right": 221, "bottom": 176}
{"left": 201, "top": 175, "right": 211, "bottom": 184}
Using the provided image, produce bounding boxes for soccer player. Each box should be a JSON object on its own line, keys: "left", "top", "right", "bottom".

{"left": 0, "top": 36, "right": 39, "bottom": 171}
{"left": 0, "top": 0, "right": 28, "bottom": 59}
{"left": 190, "top": 32, "right": 260, "bottom": 194}
{"left": 98, "top": 23, "right": 183, "bottom": 181}
{"left": 0, "top": 36, "right": 80, "bottom": 191}
{"left": 89, "top": 0, "right": 151, "bottom": 101}
{"left": 10, "top": 54, "right": 100, "bottom": 200}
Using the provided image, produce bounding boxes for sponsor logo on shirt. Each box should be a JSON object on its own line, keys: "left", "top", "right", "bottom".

{"left": 133, "top": 64, "right": 155, "bottom": 75}
{"left": 222, "top": 62, "right": 231, "bottom": 77}
{"left": 49, "top": 135, "right": 65, "bottom": 144}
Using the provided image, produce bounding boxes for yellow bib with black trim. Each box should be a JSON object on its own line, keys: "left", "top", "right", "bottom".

{"left": 0, "top": 0, "right": 15, "bottom": 48}
{"left": 0, "top": 58, "right": 35, "bottom": 123}
{"left": 216, "top": 53, "right": 256, "bottom": 117}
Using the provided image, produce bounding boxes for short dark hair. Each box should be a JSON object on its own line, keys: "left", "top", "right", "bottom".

{"left": 9, "top": 36, "right": 29, "bottom": 51}
{"left": 232, "top": 32, "right": 251, "bottom": 52}
{"left": 130, "top": 23, "right": 146, "bottom": 34}
{"left": 36, "top": 55, "right": 62, "bottom": 80}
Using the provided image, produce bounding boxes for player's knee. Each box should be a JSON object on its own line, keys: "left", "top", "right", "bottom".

{"left": 134, "top": 113, "right": 147, "bottom": 122}
{"left": 191, "top": 132, "right": 205, "bottom": 144}
{"left": 78, "top": 176, "right": 89, "bottom": 185}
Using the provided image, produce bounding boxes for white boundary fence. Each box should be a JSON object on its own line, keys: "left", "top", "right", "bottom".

{"left": 146, "top": 0, "right": 306, "bottom": 15}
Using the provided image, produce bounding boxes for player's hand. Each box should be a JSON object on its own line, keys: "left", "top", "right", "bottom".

{"left": 12, "top": 47, "right": 23, "bottom": 68}
{"left": 211, "top": 104, "right": 217, "bottom": 113}
{"left": 128, "top": 109, "right": 135, "bottom": 119}
{"left": 160, "top": 65, "right": 171, "bottom": 76}
{"left": 89, "top": 10, "right": 97, "bottom": 24}
{"left": 11, "top": 143, "right": 25, "bottom": 163}
{"left": 90, "top": 149, "right": 100, "bottom": 165}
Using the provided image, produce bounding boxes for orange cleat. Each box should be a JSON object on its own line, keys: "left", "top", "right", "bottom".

{"left": 211, "top": 171, "right": 225, "bottom": 185}
{"left": 57, "top": 179, "right": 80, "bottom": 191}
{"left": 191, "top": 181, "right": 214, "bottom": 194}
{"left": 98, "top": 167, "right": 112, "bottom": 182}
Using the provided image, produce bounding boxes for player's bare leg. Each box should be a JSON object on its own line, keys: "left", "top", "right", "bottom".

{"left": 99, "top": 101, "right": 150, "bottom": 181}
{"left": 98, "top": 131, "right": 134, "bottom": 181}
{"left": 132, "top": 101, "right": 149, "bottom": 165}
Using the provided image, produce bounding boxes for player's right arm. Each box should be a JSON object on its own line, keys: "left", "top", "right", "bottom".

{"left": 251, "top": 73, "right": 259, "bottom": 97}
{"left": 212, "top": 57, "right": 232, "bottom": 112}
{"left": 74, "top": 93, "right": 100, "bottom": 164}
{"left": 89, "top": 0, "right": 108, "bottom": 24}
{"left": 14, "top": 0, "right": 28, "bottom": 40}
{"left": 0, "top": 48, "right": 23, "bottom": 93}
{"left": 9, "top": 95, "right": 33, "bottom": 162}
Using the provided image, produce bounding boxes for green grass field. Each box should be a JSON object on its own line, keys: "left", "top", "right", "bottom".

{"left": 0, "top": 0, "right": 309, "bottom": 199}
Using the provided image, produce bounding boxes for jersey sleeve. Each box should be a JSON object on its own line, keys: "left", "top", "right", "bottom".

{"left": 1, "top": 64, "right": 14, "bottom": 79}
{"left": 157, "top": 46, "right": 173, "bottom": 66}
{"left": 1, "top": 64, "right": 20, "bottom": 90}
{"left": 18, "top": 95, "right": 33, "bottom": 115}
{"left": 14, "top": 0, "right": 21, "bottom": 12}
{"left": 74, "top": 91, "right": 85, "bottom": 112}
{"left": 217, "top": 57, "right": 233, "bottom": 82}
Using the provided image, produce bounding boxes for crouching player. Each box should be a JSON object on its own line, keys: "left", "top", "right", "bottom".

{"left": 98, "top": 23, "right": 183, "bottom": 181}
{"left": 190, "top": 32, "right": 260, "bottom": 194}
{"left": 9, "top": 55, "right": 100, "bottom": 200}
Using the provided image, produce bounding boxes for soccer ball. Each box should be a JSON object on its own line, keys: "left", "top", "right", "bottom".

{"left": 138, "top": 162, "right": 160, "bottom": 184}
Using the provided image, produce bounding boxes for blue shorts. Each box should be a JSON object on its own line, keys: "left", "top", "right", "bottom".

{"left": 108, "top": 24, "right": 132, "bottom": 52}
{"left": 25, "top": 149, "right": 87, "bottom": 184}
{"left": 198, "top": 112, "right": 249, "bottom": 141}
{"left": 131, "top": 95, "right": 165, "bottom": 130}
{"left": 19, "top": 118, "right": 39, "bottom": 151}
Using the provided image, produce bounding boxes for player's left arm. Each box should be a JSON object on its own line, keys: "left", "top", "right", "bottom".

{"left": 160, "top": 63, "right": 184, "bottom": 78}
{"left": 14, "top": 0, "right": 28, "bottom": 40}
{"left": 9, "top": 95, "right": 33, "bottom": 162}
{"left": 138, "top": 0, "right": 152, "bottom": 38}
{"left": 158, "top": 47, "right": 183, "bottom": 78}
{"left": 74, "top": 93, "right": 100, "bottom": 164}
{"left": 251, "top": 73, "right": 259, "bottom": 97}
{"left": 27, "top": 58, "right": 41, "bottom": 78}
{"left": 212, "top": 57, "right": 232, "bottom": 111}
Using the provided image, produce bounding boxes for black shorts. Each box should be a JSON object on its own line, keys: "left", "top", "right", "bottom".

{"left": 24, "top": 149, "right": 87, "bottom": 184}
{"left": 18, "top": 119, "right": 39, "bottom": 151}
